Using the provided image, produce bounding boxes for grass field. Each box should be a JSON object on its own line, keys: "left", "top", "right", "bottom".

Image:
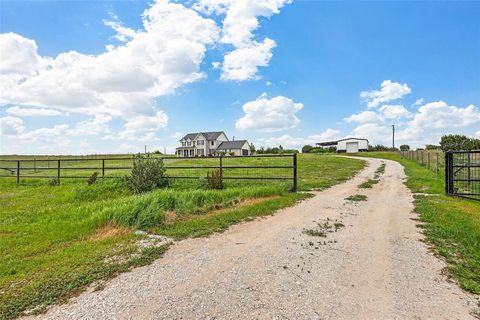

{"left": 0, "top": 153, "right": 364, "bottom": 319}
{"left": 356, "top": 152, "right": 480, "bottom": 295}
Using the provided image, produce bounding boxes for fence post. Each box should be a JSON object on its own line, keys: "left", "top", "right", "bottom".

{"left": 57, "top": 159, "right": 61, "bottom": 184}
{"left": 436, "top": 154, "right": 439, "bottom": 174}
{"left": 16, "top": 161, "right": 20, "bottom": 184}
{"left": 428, "top": 152, "right": 431, "bottom": 170}
{"left": 445, "top": 151, "right": 454, "bottom": 195}
{"left": 102, "top": 159, "right": 105, "bottom": 178}
{"left": 292, "top": 153, "right": 298, "bottom": 192}
{"left": 219, "top": 155, "right": 223, "bottom": 178}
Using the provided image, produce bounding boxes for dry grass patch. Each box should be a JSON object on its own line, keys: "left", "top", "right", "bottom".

{"left": 90, "top": 224, "right": 132, "bottom": 241}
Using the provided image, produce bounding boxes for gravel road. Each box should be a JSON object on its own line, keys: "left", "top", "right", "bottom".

{"left": 27, "top": 157, "right": 478, "bottom": 319}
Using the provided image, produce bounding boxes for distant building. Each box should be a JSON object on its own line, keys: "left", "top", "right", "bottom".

{"left": 316, "top": 137, "right": 369, "bottom": 153}
{"left": 175, "top": 131, "right": 251, "bottom": 157}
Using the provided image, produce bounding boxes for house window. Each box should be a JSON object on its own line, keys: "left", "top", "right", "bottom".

{"left": 197, "top": 149, "right": 204, "bottom": 155}
{"left": 197, "top": 140, "right": 204, "bottom": 145}
{"left": 182, "top": 141, "right": 186, "bottom": 146}
{"left": 211, "top": 141, "right": 215, "bottom": 146}
{"left": 187, "top": 141, "right": 191, "bottom": 146}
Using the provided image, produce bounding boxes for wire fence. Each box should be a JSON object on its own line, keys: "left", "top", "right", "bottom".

{"left": 0, "top": 154, "right": 298, "bottom": 191}
{"left": 399, "top": 150, "right": 444, "bottom": 174}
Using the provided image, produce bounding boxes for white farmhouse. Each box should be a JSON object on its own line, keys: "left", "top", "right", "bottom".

{"left": 316, "top": 137, "right": 369, "bottom": 153}
{"left": 175, "top": 131, "right": 251, "bottom": 157}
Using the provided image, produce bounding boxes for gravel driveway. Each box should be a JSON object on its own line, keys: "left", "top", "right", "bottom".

{"left": 27, "top": 157, "right": 478, "bottom": 319}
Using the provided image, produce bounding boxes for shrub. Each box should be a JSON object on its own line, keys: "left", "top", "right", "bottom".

{"left": 206, "top": 170, "right": 223, "bottom": 190}
{"left": 87, "top": 171, "right": 99, "bottom": 185}
{"left": 48, "top": 177, "right": 60, "bottom": 186}
{"left": 124, "top": 155, "right": 169, "bottom": 194}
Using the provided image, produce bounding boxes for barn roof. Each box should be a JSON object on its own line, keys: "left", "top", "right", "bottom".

{"left": 316, "top": 137, "right": 369, "bottom": 146}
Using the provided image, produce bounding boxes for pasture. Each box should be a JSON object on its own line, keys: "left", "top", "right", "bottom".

{"left": 0, "top": 153, "right": 365, "bottom": 319}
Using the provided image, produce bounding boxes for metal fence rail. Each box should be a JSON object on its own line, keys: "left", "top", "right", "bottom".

{"left": 445, "top": 151, "right": 480, "bottom": 201}
{"left": 0, "top": 154, "right": 298, "bottom": 191}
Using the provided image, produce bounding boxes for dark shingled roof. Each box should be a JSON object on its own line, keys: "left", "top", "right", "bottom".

{"left": 217, "top": 140, "right": 249, "bottom": 150}
{"left": 181, "top": 131, "right": 225, "bottom": 141}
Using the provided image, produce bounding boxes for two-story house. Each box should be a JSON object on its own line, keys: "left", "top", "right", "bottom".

{"left": 175, "top": 131, "right": 251, "bottom": 157}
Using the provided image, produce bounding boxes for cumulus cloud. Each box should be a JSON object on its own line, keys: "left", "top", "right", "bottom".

{"left": 0, "top": 0, "right": 219, "bottom": 122}
{"left": 0, "top": 116, "right": 25, "bottom": 135}
{"left": 360, "top": 80, "right": 411, "bottom": 108}
{"left": 344, "top": 111, "right": 383, "bottom": 124}
{"left": 346, "top": 100, "right": 480, "bottom": 147}
{"left": 236, "top": 94, "right": 303, "bottom": 132}
{"left": 195, "top": 0, "right": 290, "bottom": 80}
{"left": 379, "top": 105, "right": 411, "bottom": 119}
{"left": 6, "top": 106, "right": 63, "bottom": 117}
{"left": 221, "top": 38, "right": 275, "bottom": 81}
{"left": 410, "top": 101, "right": 480, "bottom": 129}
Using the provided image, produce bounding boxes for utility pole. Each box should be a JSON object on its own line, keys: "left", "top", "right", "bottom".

{"left": 392, "top": 125, "right": 395, "bottom": 151}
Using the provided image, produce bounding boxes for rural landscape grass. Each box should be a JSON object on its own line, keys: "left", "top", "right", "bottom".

{"left": 356, "top": 152, "right": 480, "bottom": 295}
{"left": 0, "top": 153, "right": 364, "bottom": 319}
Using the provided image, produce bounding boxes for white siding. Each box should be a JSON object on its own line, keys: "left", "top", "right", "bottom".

{"left": 337, "top": 139, "right": 368, "bottom": 152}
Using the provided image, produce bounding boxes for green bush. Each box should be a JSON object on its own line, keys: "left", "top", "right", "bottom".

{"left": 206, "top": 170, "right": 223, "bottom": 190}
{"left": 48, "top": 177, "right": 60, "bottom": 186}
{"left": 124, "top": 155, "right": 169, "bottom": 194}
{"left": 87, "top": 171, "right": 99, "bottom": 185}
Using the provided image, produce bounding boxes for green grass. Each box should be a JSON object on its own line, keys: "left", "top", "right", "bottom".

{"left": 345, "top": 194, "right": 368, "bottom": 202}
{"left": 0, "top": 154, "right": 365, "bottom": 319}
{"left": 355, "top": 152, "right": 480, "bottom": 294}
{"left": 358, "top": 179, "right": 379, "bottom": 189}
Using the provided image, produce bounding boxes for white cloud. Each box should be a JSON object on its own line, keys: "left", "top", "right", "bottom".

{"left": 379, "top": 104, "right": 411, "bottom": 119}
{"left": 409, "top": 101, "right": 480, "bottom": 129}
{"left": 256, "top": 128, "right": 341, "bottom": 149}
{"left": 0, "top": 116, "right": 25, "bottom": 135}
{"left": 6, "top": 106, "right": 63, "bottom": 117}
{"left": 476, "top": 131, "right": 480, "bottom": 138}
{"left": 360, "top": 80, "right": 411, "bottom": 108}
{"left": 221, "top": 38, "right": 275, "bottom": 81}
{"left": 344, "top": 111, "right": 382, "bottom": 124}
{"left": 0, "top": 0, "right": 219, "bottom": 122}
{"left": 103, "top": 15, "right": 137, "bottom": 42}
{"left": 69, "top": 114, "right": 112, "bottom": 136}
{"left": 236, "top": 94, "right": 303, "bottom": 132}
{"left": 195, "top": 0, "right": 290, "bottom": 81}
{"left": 172, "top": 132, "right": 184, "bottom": 140}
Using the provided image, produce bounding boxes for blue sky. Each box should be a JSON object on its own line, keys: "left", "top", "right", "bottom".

{"left": 0, "top": 0, "right": 479, "bottom": 154}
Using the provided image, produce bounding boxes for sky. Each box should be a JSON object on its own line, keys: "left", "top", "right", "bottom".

{"left": 0, "top": 0, "right": 479, "bottom": 155}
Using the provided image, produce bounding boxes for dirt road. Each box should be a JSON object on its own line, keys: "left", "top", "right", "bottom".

{"left": 29, "top": 158, "right": 477, "bottom": 319}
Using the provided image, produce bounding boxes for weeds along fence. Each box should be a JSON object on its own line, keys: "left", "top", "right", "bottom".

{"left": 0, "top": 154, "right": 298, "bottom": 191}
{"left": 400, "top": 150, "right": 444, "bottom": 174}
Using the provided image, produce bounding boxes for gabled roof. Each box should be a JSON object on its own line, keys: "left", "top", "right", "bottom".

{"left": 316, "top": 137, "right": 369, "bottom": 146}
{"left": 217, "top": 140, "right": 249, "bottom": 150}
{"left": 181, "top": 131, "right": 225, "bottom": 141}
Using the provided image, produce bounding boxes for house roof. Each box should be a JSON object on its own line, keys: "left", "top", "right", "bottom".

{"left": 217, "top": 140, "right": 249, "bottom": 150}
{"left": 316, "top": 137, "right": 369, "bottom": 146}
{"left": 181, "top": 131, "right": 225, "bottom": 141}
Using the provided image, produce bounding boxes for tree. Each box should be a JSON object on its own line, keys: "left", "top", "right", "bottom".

{"left": 302, "top": 145, "right": 313, "bottom": 153}
{"left": 425, "top": 144, "right": 441, "bottom": 150}
{"left": 440, "top": 134, "right": 480, "bottom": 151}
{"left": 249, "top": 143, "right": 256, "bottom": 154}
{"left": 399, "top": 144, "right": 410, "bottom": 151}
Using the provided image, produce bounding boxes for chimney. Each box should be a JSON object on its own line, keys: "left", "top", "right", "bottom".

{"left": 232, "top": 136, "right": 235, "bottom": 141}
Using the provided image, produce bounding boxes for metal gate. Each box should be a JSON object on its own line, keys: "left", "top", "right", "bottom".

{"left": 445, "top": 151, "right": 480, "bottom": 201}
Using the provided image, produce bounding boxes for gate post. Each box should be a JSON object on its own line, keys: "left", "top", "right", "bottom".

{"left": 16, "top": 161, "right": 20, "bottom": 184}
{"left": 292, "top": 153, "right": 298, "bottom": 192}
{"left": 219, "top": 155, "right": 223, "bottom": 178}
{"left": 445, "top": 151, "right": 454, "bottom": 195}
